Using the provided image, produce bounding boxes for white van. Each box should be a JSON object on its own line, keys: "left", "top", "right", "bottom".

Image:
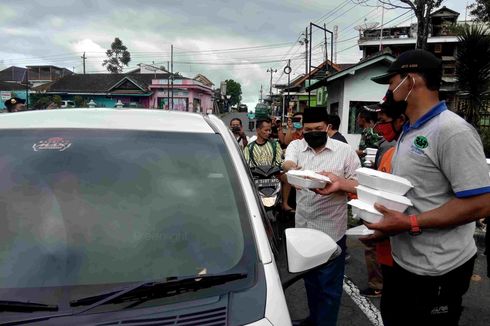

{"left": 0, "top": 109, "right": 338, "bottom": 325}
{"left": 60, "top": 100, "right": 75, "bottom": 108}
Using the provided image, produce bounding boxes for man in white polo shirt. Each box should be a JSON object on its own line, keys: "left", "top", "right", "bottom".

{"left": 283, "top": 108, "right": 360, "bottom": 326}
{"left": 366, "top": 49, "right": 490, "bottom": 326}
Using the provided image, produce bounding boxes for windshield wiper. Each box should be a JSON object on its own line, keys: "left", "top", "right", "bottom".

{"left": 0, "top": 300, "right": 58, "bottom": 312}
{"left": 70, "top": 272, "right": 247, "bottom": 312}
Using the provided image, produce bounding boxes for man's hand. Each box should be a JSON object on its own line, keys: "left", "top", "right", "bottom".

{"left": 358, "top": 230, "right": 387, "bottom": 245}
{"left": 313, "top": 172, "right": 359, "bottom": 195}
{"left": 287, "top": 117, "right": 293, "bottom": 129}
{"left": 313, "top": 172, "right": 343, "bottom": 195}
{"left": 364, "top": 203, "right": 411, "bottom": 235}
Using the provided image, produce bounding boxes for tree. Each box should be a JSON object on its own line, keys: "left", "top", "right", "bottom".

{"left": 469, "top": 0, "right": 490, "bottom": 23}
{"left": 225, "top": 79, "right": 242, "bottom": 106}
{"left": 102, "top": 37, "right": 131, "bottom": 74}
{"left": 352, "top": 0, "right": 444, "bottom": 50}
{"left": 73, "top": 95, "right": 87, "bottom": 108}
{"left": 455, "top": 24, "right": 490, "bottom": 130}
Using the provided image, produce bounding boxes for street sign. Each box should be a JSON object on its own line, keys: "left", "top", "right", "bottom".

{"left": 1, "top": 91, "right": 11, "bottom": 101}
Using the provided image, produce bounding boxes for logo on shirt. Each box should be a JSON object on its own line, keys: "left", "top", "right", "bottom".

{"left": 414, "top": 135, "right": 429, "bottom": 149}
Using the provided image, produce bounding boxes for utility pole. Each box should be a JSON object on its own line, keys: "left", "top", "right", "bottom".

{"left": 167, "top": 61, "right": 170, "bottom": 110}
{"left": 304, "top": 27, "right": 309, "bottom": 75}
{"left": 324, "top": 23, "right": 328, "bottom": 64}
{"left": 260, "top": 85, "right": 263, "bottom": 103}
{"left": 81, "top": 52, "right": 86, "bottom": 74}
{"left": 334, "top": 25, "right": 338, "bottom": 64}
{"left": 379, "top": 1, "right": 385, "bottom": 52}
{"left": 266, "top": 68, "right": 277, "bottom": 98}
{"left": 171, "top": 45, "right": 174, "bottom": 110}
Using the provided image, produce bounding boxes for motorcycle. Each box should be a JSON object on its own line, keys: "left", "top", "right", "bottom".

{"left": 250, "top": 165, "right": 283, "bottom": 255}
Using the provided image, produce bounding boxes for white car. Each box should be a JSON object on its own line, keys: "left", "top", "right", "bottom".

{"left": 0, "top": 109, "right": 337, "bottom": 325}
{"left": 60, "top": 100, "right": 75, "bottom": 108}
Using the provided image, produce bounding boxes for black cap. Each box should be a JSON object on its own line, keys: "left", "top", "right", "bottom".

{"left": 302, "top": 108, "right": 329, "bottom": 124}
{"left": 363, "top": 104, "right": 382, "bottom": 112}
{"left": 4, "top": 97, "right": 26, "bottom": 108}
{"left": 371, "top": 49, "right": 442, "bottom": 84}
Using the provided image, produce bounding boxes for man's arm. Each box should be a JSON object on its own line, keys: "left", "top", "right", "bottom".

{"left": 314, "top": 172, "right": 359, "bottom": 195}
{"left": 283, "top": 118, "right": 294, "bottom": 145}
{"left": 368, "top": 193, "right": 490, "bottom": 234}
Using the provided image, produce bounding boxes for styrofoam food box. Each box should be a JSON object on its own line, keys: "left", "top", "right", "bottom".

{"left": 365, "top": 154, "right": 376, "bottom": 162}
{"left": 345, "top": 224, "right": 375, "bottom": 237}
{"left": 356, "top": 185, "right": 413, "bottom": 213}
{"left": 365, "top": 148, "right": 378, "bottom": 155}
{"left": 348, "top": 199, "right": 384, "bottom": 223}
{"left": 356, "top": 167, "right": 413, "bottom": 195}
{"left": 287, "top": 170, "right": 331, "bottom": 189}
{"left": 486, "top": 158, "right": 490, "bottom": 172}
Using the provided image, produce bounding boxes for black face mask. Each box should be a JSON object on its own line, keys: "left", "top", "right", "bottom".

{"left": 383, "top": 90, "right": 408, "bottom": 115}
{"left": 304, "top": 131, "right": 327, "bottom": 148}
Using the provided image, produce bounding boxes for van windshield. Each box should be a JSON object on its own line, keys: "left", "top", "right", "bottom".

{"left": 0, "top": 129, "right": 254, "bottom": 292}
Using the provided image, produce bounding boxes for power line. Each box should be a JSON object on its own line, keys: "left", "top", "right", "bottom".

{"left": 314, "top": 0, "right": 351, "bottom": 24}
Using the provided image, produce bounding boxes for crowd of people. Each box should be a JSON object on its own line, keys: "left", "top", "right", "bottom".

{"left": 231, "top": 49, "right": 490, "bottom": 326}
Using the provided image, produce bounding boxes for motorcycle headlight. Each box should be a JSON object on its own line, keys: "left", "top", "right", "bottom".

{"left": 261, "top": 195, "right": 277, "bottom": 207}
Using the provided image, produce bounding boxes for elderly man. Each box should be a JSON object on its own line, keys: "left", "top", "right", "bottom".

{"left": 283, "top": 108, "right": 360, "bottom": 326}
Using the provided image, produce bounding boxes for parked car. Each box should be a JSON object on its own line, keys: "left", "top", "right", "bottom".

{"left": 238, "top": 103, "right": 248, "bottom": 112}
{"left": 60, "top": 100, "right": 75, "bottom": 108}
{"left": 0, "top": 109, "right": 337, "bottom": 325}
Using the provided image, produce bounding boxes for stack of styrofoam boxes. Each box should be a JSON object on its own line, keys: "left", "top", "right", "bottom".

{"left": 348, "top": 168, "right": 414, "bottom": 223}
{"left": 364, "top": 148, "right": 378, "bottom": 167}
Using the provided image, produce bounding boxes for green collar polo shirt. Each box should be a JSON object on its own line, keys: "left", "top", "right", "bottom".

{"left": 391, "top": 101, "right": 490, "bottom": 276}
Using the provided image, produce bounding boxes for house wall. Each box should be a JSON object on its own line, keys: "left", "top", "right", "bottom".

{"left": 333, "top": 63, "right": 391, "bottom": 149}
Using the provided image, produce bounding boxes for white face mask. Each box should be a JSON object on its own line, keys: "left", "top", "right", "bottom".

{"left": 393, "top": 75, "right": 415, "bottom": 102}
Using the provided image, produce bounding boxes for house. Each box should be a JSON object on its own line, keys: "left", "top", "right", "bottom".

{"left": 357, "top": 6, "right": 461, "bottom": 108}
{"left": 275, "top": 60, "right": 348, "bottom": 114}
{"left": 0, "top": 66, "right": 28, "bottom": 84}
{"left": 27, "top": 65, "right": 74, "bottom": 87}
{"left": 33, "top": 73, "right": 214, "bottom": 112}
{"left": 306, "top": 53, "right": 396, "bottom": 147}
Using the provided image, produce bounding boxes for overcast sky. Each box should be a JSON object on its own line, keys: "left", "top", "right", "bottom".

{"left": 0, "top": 0, "right": 472, "bottom": 108}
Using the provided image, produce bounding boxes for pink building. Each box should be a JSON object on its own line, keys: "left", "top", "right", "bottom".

{"left": 149, "top": 79, "right": 214, "bottom": 112}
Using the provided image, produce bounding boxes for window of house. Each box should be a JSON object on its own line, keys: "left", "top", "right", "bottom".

{"left": 329, "top": 102, "right": 339, "bottom": 115}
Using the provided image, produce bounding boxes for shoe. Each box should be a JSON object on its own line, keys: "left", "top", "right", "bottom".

{"left": 359, "top": 287, "right": 382, "bottom": 297}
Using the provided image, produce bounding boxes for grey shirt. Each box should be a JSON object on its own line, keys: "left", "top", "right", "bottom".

{"left": 391, "top": 101, "right": 490, "bottom": 276}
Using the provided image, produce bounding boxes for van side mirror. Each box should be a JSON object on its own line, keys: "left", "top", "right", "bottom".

{"left": 285, "top": 228, "right": 338, "bottom": 273}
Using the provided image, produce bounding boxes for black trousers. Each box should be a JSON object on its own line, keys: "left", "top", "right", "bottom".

{"left": 380, "top": 255, "right": 476, "bottom": 326}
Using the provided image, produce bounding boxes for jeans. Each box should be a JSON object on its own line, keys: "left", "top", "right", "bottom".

{"left": 381, "top": 255, "right": 476, "bottom": 326}
{"left": 304, "top": 236, "right": 346, "bottom": 326}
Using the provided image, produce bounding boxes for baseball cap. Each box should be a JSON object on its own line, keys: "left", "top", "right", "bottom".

{"left": 371, "top": 49, "right": 442, "bottom": 84}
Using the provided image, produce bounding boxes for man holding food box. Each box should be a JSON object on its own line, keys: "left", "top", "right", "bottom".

{"left": 318, "top": 49, "right": 490, "bottom": 326}
{"left": 283, "top": 108, "right": 361, "bottom": 326}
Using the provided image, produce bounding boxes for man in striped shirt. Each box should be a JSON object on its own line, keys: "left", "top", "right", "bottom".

{"left": 283, "top": 108, "right": 360, "bottom": 326}
{"left": 243, "top": 118, "right": 283, "bottom": 167}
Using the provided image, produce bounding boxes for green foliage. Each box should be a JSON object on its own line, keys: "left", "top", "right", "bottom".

{"left": 455, "top": 24, "right": 490, "bottom": 130}
{"left": 102, "top": 37, "right": 131, "bottom": 74}
{"left": 73, "top": 95, "right": 86, "bottom": 107}
{"left": 225, "top": 79, "right": 242, "bottom": 106}
{"left": 52, "top": 95, "right": 62, "bottom": 106}
{"left": 469, "top": 0, "right": 490, "bottom": 23}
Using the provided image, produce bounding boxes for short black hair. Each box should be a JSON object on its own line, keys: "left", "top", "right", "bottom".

{"left": 401, "top": 71, "right": 441, "bottom": 91}
{"left": 256, "top": 118, "right": 272, "bottom": 129}
{"left": 358, "top": 108, "right": 377, "bottom": 123}
{"left": 230, "top": 118, "right": 242, "bottom": 126}
{"left": 327, "top": 114, "right": 341, "bottom": 130}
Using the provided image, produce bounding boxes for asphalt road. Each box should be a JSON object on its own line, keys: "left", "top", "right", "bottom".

{"left": 220, "top": 111, "right": 490, "bottom": 326}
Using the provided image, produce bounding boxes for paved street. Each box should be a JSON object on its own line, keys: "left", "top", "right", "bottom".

{"left": 220, "top": 112, "right": 490, "bottom": 326}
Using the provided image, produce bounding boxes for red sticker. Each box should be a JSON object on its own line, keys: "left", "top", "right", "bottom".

{"left": 33, "top": 137, "right": 72, "bottom": 152}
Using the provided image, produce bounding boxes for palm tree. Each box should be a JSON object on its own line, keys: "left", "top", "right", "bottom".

{"left": 455, "top": 24, "right": 490, "bottom": 130}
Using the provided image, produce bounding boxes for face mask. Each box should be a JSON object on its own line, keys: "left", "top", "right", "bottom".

{"left": 375, "top": 121, "right": 398, "bottom": 142}
{"left": 293, "top": 122, "right": 302, "bottom": 129}
{"left": 304, "top": 131, "right": 327, "bottom": 148}
{"left": 383, "top": 89, "right": 408, "bottom": 115}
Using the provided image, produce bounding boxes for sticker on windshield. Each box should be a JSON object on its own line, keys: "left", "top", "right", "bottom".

{"left": 33, "top": 137, "right": 72, "bottom": 152}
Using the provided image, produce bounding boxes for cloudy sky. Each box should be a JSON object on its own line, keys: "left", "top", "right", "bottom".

{"left": 0, "top": 0, "right": 471, "bottom": 108}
